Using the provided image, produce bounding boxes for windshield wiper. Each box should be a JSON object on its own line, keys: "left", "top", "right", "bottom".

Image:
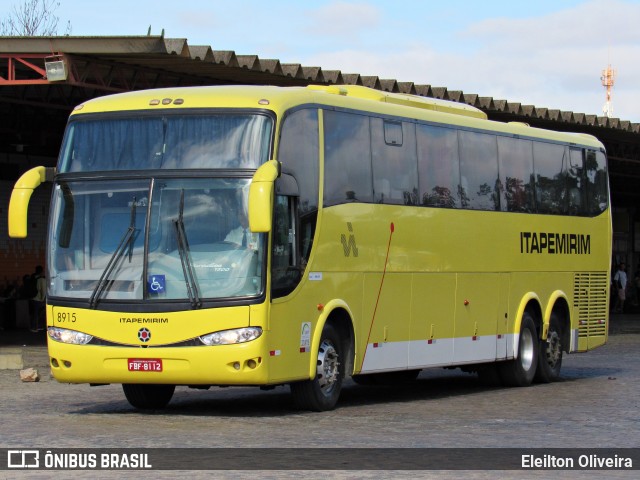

{"left": 89, "top": 196, "right": 138, "bottom": 309}
{"left": 174, "top": 189, "right": 202, "bottom": 308}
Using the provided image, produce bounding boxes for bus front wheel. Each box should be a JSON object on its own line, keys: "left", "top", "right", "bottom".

{"left": 122, "top": 384, "right": 175, "bottom": 409}
{"left": 499, "top": 313, "right": 538, "bottom": 387}
{"left": 290, "top": 324, "right": 345, "bottom": 411}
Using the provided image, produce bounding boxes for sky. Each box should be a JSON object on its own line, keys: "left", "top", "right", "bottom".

{"left": 3, "top": 0, "right": 640, "bottom": 122}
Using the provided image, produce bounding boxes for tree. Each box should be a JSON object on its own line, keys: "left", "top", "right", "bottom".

{"left": 0, "top": 0, "right": 71, "bottom": 36}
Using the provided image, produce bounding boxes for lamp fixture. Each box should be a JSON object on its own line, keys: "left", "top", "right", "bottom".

{"left": 44, "top": 55, "right": 67, "bottom": 82}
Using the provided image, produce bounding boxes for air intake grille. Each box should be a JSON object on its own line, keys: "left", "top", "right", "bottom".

{"left": 574, "top": 272, "right": 609, "bottom": 338}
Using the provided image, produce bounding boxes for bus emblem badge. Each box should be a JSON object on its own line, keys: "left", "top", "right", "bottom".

{"left": 341, "top": 222, "right": 359, "bottom": 257}
{"left": 138, "top": 328, "right": 151, "bottom": 342}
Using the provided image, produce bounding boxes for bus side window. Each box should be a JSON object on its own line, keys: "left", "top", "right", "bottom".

{"left": 567, "top": 148, "right": 585, "bottom": 215}
{"left": 534, "top": 142, "right": 566, "bottom": 214}
{"left": 323, "top": 110, "right": 373, "bottom": 206}
{"left": 371, "top": 119, "right": 418, "bottom": 205}
{"left": 417, "top": 124, "right": 460, "bottom": 209}
{"left": 458, "top": 131, "right": 500, "bottom": 211}
{"left": 497, "top": 137, "right": 535, "bottom": 213}
{"left": 585, "top": 150, "right": 609, "bottom": 215}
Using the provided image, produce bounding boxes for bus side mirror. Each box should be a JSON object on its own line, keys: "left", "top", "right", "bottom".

{"left": 248, "top": 160, "right": 281, "bottom": 233}
{"left": 8, "top": 166, "right": 54, "bottom": 238}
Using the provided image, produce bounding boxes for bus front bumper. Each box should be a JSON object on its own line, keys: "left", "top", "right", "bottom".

{"left": 47, "top": 338, "right": 269, "bottom": 386}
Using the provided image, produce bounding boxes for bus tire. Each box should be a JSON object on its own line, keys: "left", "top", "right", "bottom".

{"left": 122, "top": 384, "right": 175, "bottom": 409}
{"left": 499, "top": 313, "right": 538, "bottom": 387}
{"left": 535, "top": 313, "right": 563, "bottom": 383}
{"left": 290, "top": 324, "right": 344, "bottom": 411}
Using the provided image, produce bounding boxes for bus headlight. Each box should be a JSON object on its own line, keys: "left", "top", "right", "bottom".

{"left": 48, "top": 327, "right": 93, "bottom": 345}
{"left": 199, "top": 327, "right": 262, "bottom": 346}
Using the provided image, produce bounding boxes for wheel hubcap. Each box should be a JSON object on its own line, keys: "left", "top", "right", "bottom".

{"left": 545, "top": 330, "right": 561, "bottom": 367}
{"left": 316, "top": 339, "right": 340, "bottom": 395}
{"left": 520, "top": 328, "right": 534, "bottom": 371}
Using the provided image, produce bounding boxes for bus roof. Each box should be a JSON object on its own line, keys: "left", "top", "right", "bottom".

{"left": 71, "top": 85, "right": 604, "bottom": 150}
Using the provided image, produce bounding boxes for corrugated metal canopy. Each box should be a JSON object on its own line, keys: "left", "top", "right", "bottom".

{"left": 1, "top": 35, "right": 639, "bottom": 206}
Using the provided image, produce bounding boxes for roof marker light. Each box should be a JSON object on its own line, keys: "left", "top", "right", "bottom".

{"left": 258, "top": 99, "right": 270, "bottom": 105}
{"left": 149, "top": 99, "right": 160, "bottom": 106}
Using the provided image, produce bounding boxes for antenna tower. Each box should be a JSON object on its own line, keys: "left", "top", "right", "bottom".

{"left": 601, "top": 64, "right": 616, "bottom": 118}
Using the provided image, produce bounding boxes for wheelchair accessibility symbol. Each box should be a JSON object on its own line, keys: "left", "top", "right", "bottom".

{"left": 148, "top": 275, "right": 166, "bottom": 295}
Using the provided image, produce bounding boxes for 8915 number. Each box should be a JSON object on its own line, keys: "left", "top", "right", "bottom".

{"left": 55, "top": 311, "right": 77, "bottom": 323}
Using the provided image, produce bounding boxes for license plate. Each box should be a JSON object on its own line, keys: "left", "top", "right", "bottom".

{"left": 128, "top": 358, "right": 163, "bottom": 372}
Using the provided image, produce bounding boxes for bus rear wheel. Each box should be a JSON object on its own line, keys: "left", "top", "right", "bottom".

{"left": 535, "top": 313, "right": 563, "bottom": 383}
{"left": 122, "top": 384, "right": 175, "bottom": 409}
{"left": 290, "top": 324, "right": 344, "bottom": 411}
{"left": 499, "top": 313, "right": 538, "bottom": 387}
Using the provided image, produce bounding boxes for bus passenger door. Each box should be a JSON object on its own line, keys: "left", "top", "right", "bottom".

{"left": 270, "top": 173, "right": 304, "bottom": 299}
{"left": 267, "top": 192, "right": 308, "bottom": 383}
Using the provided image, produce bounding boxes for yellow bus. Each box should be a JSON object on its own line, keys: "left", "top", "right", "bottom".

{"left": 8, "top": 85, "right": 611, "bottom": 411}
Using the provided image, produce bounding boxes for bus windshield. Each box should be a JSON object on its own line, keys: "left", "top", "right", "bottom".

{"left": 58, "top": 113, "right": 272, "bottom": 172}
{"left": 49, "top": 177, "right": 265, "bottom": 304}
